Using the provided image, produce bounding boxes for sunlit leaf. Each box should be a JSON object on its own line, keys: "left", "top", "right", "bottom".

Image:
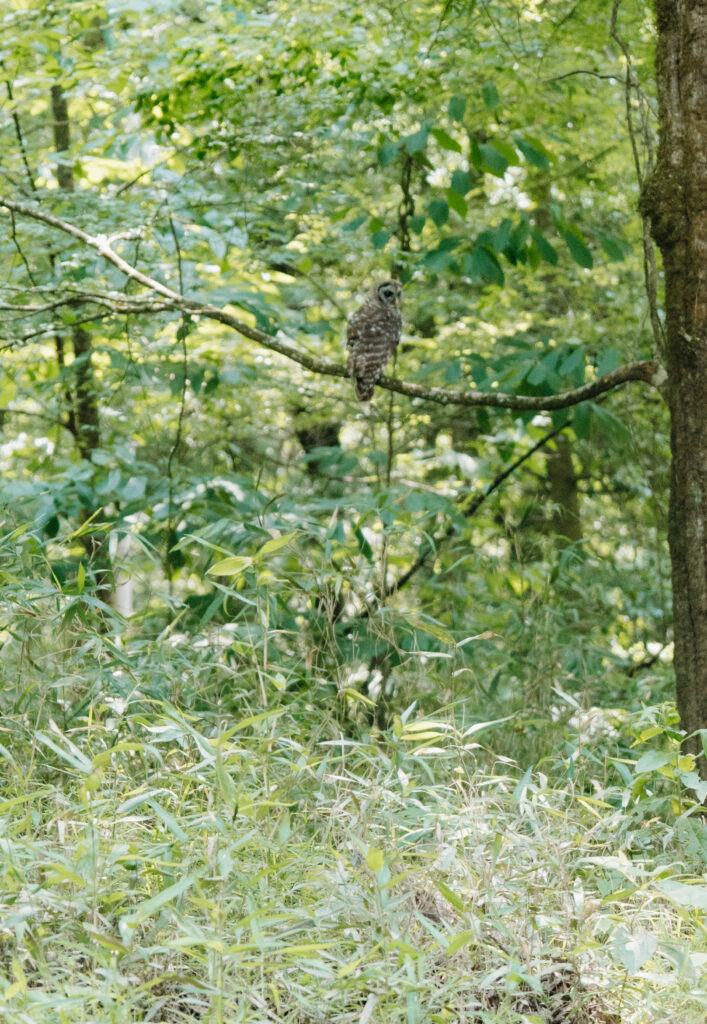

{"left": 431, "top": 128, "right": 462, "bottom": 153}
{"left": 208, "top": 555, "right": 254, "bottom": 576}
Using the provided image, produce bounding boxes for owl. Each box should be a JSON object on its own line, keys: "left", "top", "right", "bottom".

{"left": 346, "top": 279, "right": 402, "bottom": 401}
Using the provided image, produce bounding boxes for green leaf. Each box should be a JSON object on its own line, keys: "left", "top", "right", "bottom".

{"left": 377, "top": 140, "right": 399, "bottom": 167}
{"left": 343, "top": 687, "right": 376, "bottom": 708}
{"left": 596, "top": 348, "right": 620, "bottom": 376}
{"left": 373, "top": 90, "right": 395, "bottom": 113}
{"left": 424, "top": 243, "right": 459, "bottom": 272}
{"left": 444, "top": 358, "right": 463, "bottom": 382}
{"left": 527, "top": 348, "right": 559, "bottom": 386}
{"left": 572, "top": 402, "right": 592, "bottom": 440}
{"left": 471, "top": 138, "right": 508, "bottom": 177}
{"left": 215, "top": 748, "right": 238, "bottom": 815}
{"left": 611, "top": 927, "right": 658, "bottom": 974}
{"left": 513, "top": 766, "right": 533, "bottom": 802}
{"left": 481, "top": 81, "right": 500, "bottom": 110}
{"left": 466, "top": 246, "right": 504, "bottom": 287}
{"left": 121, "top": 874, "right": 196, "bottom": 931}
{"left": 431, "top": 128, "right": 462, "bottom": 153}
{"left": 490, "top": 219, "right": 512, "bottom": 253}
{"left": 514, "top": 133, "right": 551, "bottom": 168}
{"left": 480, "top": 143, "right": 508, "bottom": 177}
{"left": 490, "top": 138, "right": 520, "bottom": 165}
{"left": 598, "top": 231, "right": 626, "bottom": 261}
{"left": 551, "top": 407, "right": 571, "bottom": 430}
{"left": 354, "top": 526, "right": 373, "bottom": 562}
{"left": 218, "top": 709, "right": 283, "bottom": 738}
{"left": 43, "top": 514, "right": 60, "bottom": 538}
{"left": 527, "top": 241, "right": 541, "bottom": 270}
{"left": 406, "top": 615, "right": 455, "bottom": 644}
{"left": 0, "top": 377, "right": 16, "bottom": 405}
{"left": 634, "top": 750, "right": 673, "bottom": 774}
{"left": 657, "top": 879, "right": 707, "bottom": 911}
{"left": 509, "top": 218, "right": 530, "bottom": 252}
{"left": 446, "top": 188, "right": 467, "bottom": 218}
{"left": 34, "top": 730, "right": 92, "bottom": 773}
{"left": 450, "top": 169, "right": 472, "bottom": 195}
{"left": 448, "top": 95, "right": 466, "bottom": 121}
{"left": 208, "top": 555, "right": 253, "bottom": 577}
{"left": 559, "top": 346, "right": 585, "bottom": 384}
{"left": 257, "top": 531, "right": 298, "bottom": 558}
{"left": 405, "top": 491, "right": 428, "bottom": 514}
{"left": 446, "top": 930, "right": 477, "bottom": 955}
{"left": 531, "top": 230, "right": 558, "bottom": 265}
{"left": 677, "top": 770, "right": 707, "bottom": 802}
{"left": 342, "top": 214, "right": 367, "bottom": 232}
{"left": 120, "top": 475, "right": 147, "bottom": 502}
{"left": 591, "top": 404, "right": 630, "bottom": 444}
{"left": 83, "top": 930, "right": 130, "bottom": 955}
{"left": 147, "top": 798, "right": 189, "bottom": 841}
{"left": 402, "top": 125, "right": 429, "bottom": 154}
{"left": 371, "top": 229, "right": 391, "bottom": 249}
{"left": 428, "top": 199, "right": 449, "bottom": 227}
{"left": 563, "top": 228, "right": 593, "bottom": 268}
{"left": 366, "top": 847, "right": 385, "bottom": 872}
{"left": 434, "top": 879, "right": 468, "bottom": 914}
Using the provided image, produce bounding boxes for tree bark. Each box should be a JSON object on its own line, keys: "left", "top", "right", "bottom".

{"left": 643, "top": 1, "right": 707, "bottom": 773}
{"left": 51, "top": 84, "right": 101, "bottom": 457}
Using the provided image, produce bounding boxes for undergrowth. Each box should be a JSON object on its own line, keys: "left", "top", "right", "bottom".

{"left": 0, "top": 614, "right": 705, "bottom": 1024}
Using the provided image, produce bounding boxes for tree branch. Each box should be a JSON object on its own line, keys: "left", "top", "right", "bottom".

{"left": 0, "top": 196, "right": 663, "bottom": 412}
{"left": 367, "top": 419, "right": 573, "bottom": 612}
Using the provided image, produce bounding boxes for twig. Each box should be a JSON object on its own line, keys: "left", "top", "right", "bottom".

{"left": 624, "top": 645, "right": 668, "bottom": 677}
{"left": 375, "top": 420, "right": 573, "bottom": 605}
{"left": 3, "top": 75, "right": 37, "bottom": 191}
{"left": 8, "top": 209, "right": 37, "bottom": 286}
{"left": 547, "top": 69, "right": 620, "bottom": 83}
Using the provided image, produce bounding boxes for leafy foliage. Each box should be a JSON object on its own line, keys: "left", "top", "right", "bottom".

{"left": 0, "top": 0, "right": 696, "bottom": 1020}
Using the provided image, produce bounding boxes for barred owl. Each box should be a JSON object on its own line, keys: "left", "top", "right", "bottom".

{"left": 346, "top": 279, "right": 402, "bottom": 401}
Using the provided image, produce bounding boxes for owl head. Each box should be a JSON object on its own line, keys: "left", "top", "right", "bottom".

{"left": 375, "top": 279, "right": 402, "bottom": 307}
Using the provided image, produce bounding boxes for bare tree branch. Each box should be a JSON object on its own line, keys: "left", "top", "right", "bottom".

{"left": 360, "top": 419, "right": 574, "bottom": 617}
{"left": 547, "top": 69, "right": 621, "bottom": 82}
{"left": 0, "top": 196, "right": 664, "bottom": 412}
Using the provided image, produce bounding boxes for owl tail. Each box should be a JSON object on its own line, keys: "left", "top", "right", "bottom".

{"left": 354, "top": 376, "right": 376, "bottom": 401}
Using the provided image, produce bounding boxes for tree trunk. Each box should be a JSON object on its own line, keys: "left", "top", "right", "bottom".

{"left": 644, "top": 1, "right": 707, "bottom": 774}
{"left": 52, "top": 84, "right": 113, "bottom": 605}
{"left": 545, "top": 434, "right": 582, "bottom": 545}
{"left": 532, "top": 184, "right": 582, "bottom": 546}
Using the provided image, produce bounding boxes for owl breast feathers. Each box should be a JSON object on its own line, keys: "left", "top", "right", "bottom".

{"left": 346, "top": 279, "right": 402, "bottom": 401}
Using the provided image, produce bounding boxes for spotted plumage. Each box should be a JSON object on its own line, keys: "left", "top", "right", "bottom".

{"left": 346, "top": 279, "right": 402, "bottom": 401}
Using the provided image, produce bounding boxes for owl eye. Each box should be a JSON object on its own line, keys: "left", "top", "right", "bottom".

{"left": 378, "top": 282, "right": 399, "bottom": 305}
